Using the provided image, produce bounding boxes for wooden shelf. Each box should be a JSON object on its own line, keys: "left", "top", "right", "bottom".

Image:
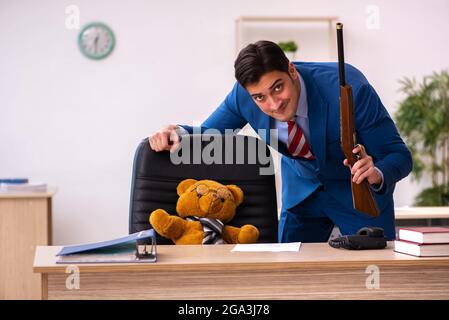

{"left": 235, "top": 16, "right": 339, "bottom": 58}
{"left": 395, "top": 206, "right": 449, "bottom": 220}
{"left": 236, "top": 16, "right": 339, "bottom": 23}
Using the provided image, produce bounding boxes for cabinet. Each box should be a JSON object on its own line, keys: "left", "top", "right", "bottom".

{"left": 0, "top": 189, "right": 55, "bottom": 299}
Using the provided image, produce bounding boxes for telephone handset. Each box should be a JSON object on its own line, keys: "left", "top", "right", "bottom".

{"left": 328, "top": 227, "right": 387, "bottom": 250}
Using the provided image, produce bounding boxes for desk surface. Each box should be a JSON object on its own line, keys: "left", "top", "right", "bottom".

{"left": 0, "top": 188, "right": 57, "bottom": 199}
{"left": 34, "top": 242, "right": 449, "bottom": 274}
{"left": 33, "top": 243, "right": 449, "bottom": 299}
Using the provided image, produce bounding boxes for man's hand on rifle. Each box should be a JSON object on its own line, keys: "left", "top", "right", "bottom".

{"left": 343, "top": 144, "right": 382, "bottom": 185}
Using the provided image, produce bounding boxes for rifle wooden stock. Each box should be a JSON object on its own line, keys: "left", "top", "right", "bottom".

{"left": 337, "top": 22, "right": 380, "bottom": 218}
{"left": 340, "top": 85, "right": 380, "bottom": 217}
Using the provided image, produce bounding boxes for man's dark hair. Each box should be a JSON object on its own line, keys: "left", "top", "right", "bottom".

{"left": 234, "top": 40, "right": 290, "bottom": 87}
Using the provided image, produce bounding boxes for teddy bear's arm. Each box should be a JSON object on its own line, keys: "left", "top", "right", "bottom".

{"left": 222, "top": 225, "right": 239, "bottom": 244}
{"left": 222, "top": 224, "right": 259, "bottom": 244}
{"left": 150, "top": 209, "right": 188, "bottom": 241}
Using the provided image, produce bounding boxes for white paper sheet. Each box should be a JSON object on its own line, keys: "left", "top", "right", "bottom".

{"left": 231, "top": 242, "right": 301, "bottom": 252}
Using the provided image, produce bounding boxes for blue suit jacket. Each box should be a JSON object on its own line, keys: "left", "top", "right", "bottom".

{"left": 181, "top": 62, "right": 412, "bottom": 233}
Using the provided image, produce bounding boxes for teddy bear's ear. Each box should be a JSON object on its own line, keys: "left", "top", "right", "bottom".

{"left": 176, "top": 179, "right": 198, "bottom": 196}
{"left": 226, "top": 185, "right": 244, "bottom": 206}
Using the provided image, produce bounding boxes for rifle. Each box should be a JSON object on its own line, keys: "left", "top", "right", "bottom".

{"left": 336, "top": 22, "right": 380, "bottom": 218}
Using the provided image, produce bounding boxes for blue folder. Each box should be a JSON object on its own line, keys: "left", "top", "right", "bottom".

{"left": 57, "top": 229, "right": 156, "bottom": 256}
{"left": 0, "top": 178, "right": 28, "bottom": 184}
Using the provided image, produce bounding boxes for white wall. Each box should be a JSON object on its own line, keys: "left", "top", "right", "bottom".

{"left": 1, "top": 0, "right": 448, "bottom": 244}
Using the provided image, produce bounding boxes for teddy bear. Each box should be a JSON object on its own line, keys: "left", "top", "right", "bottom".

{"left": 149, "top": 178, "right": 259, "bottom": 244}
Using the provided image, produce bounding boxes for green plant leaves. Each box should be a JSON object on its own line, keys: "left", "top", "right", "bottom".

{"left": 414, "top": 185, "right": 449, "bottom": 206}
{"left": 278, "top": 41, "right": 298, "bottom": 52}
{"left": 395, "top": 70, "right": 449, "bottom": 205}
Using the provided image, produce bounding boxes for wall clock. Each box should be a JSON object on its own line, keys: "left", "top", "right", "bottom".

{"left": 78, "top": 22, "right": 115, "bottom": 60}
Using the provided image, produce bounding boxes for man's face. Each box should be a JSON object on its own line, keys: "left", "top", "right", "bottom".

{"left": 245, "top": 63, "right": 300, "bottom": 122}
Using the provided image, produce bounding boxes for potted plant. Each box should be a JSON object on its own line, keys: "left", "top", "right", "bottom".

{"left": 395, "top": 70, "right": 449, "bottom": 205}
{"left": 278, "top": 41, "right": 298, "bottom": 61}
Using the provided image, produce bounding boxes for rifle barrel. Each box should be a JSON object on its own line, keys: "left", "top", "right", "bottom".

{"left": 336, "top": 22, "right": 346, "bottom": 86}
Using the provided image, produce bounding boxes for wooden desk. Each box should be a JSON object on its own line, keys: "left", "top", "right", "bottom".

{"left": 0, "top": 189, "right": 56, "bottom": 299}
{"left": 34, "top": 243, "right": 449, "bottom": 300}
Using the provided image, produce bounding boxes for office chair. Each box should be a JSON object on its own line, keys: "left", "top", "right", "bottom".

{"left": 129, "top": 134, "right": 278, "bottom": 244}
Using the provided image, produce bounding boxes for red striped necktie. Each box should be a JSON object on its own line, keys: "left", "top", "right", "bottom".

{"left": 287, "top": 119, "right": 315, "bottom": 160}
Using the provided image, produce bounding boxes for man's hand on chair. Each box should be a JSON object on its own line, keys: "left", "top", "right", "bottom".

{"left": 148, "top": 124, "right": 181, "bottom": 152}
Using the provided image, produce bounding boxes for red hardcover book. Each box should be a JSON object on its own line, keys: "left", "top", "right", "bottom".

{"left": 394, "top": 239, "right": 449, "bottom": 257}
{"left": 398, "top": 227, "right": 449, "bottom": 244}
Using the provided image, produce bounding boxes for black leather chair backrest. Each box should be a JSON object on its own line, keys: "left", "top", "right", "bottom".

{"left": 129, "top": 134, "right": 278, "bottom": 244}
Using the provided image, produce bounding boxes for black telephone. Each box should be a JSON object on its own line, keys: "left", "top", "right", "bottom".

{"left": 328, "top": 227, "right": 387, "bottom": 250}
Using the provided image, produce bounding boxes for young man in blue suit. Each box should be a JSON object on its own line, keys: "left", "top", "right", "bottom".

{"left": 149, "top": 40, "right": 412, "bottom": 242}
